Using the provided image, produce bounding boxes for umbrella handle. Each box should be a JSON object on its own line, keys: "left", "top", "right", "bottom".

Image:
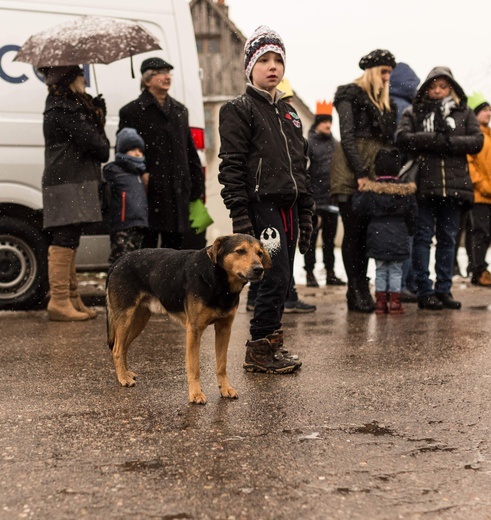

{"left": 91, "top": 63, "right": 99, "bottom": 96}
{"left": 130, "top": 55, "right": 135, "bottom": 79}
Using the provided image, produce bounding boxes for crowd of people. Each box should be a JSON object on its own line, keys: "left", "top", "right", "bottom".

{"left": 37, "top": 26, "right": 491, "bottom": 375}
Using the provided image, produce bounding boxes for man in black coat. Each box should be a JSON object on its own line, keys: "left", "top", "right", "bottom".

{"left": 118, "top": 57, "right": 205, "bottom": 249}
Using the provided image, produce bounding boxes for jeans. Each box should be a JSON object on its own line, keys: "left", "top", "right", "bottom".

{"left": 412, "top": 198, "right": 460, "bottom": 296}
{"left": 375, "top": 260, "right": 403, "bottom": 292}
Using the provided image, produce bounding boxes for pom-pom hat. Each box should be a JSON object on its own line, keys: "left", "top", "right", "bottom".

{"left": 359, "top": 49, "right": 396, "bottom": 70}
{"left": 244, "top": 25, "right": 286, "bottom": 79}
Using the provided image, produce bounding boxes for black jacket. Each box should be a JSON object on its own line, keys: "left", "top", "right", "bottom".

{"left": 218, "top": 85, "right": 314, "bottom": 219}
{"left": 119, "top": 90, "right": 205, "bottom": 233}
{"left": 352, "top": 178, "right": 418, "bottom": 261}
{"left": 396, "top": 66, "right": 483, "bottom": 207}
{"left": 42, "top": 90, "right": 110, "bottom": 229}
{"left": 307, "top": 128, "right": 338, "bottom": 208}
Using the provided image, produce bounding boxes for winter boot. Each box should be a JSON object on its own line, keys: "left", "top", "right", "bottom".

{"left": 69, "top": 250, "right": 97, "bottom": 319}
{"left": 243, "top": 338, "right": 302, "bottom": 374}
{"left": 375, "top": 291, "right": 388, "bottom": 315}
{"left": 347, "top": 278, "right": 373, "bottom": 313}
{"left": 47, "top": 246, "right": 90, "bottom": 322}
{"left": 306, "top": 270, "right": 319, "bottom": 287}
{"left": 325, "top": 272, "right": 346, "bottom": 286}
{"left": 266, "top": 329, "right": 299, "bottom": 361}
{"left": 388, "top": 292, "right": 404, "bottom": 314}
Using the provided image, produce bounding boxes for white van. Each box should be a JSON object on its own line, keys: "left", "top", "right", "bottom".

{"left": 0, "top": 0, "right": 206, "bottom": 309}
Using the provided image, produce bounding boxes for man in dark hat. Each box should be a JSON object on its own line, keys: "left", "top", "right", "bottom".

{"left": 118, "top": 57, "right": 205, "bottom": 250}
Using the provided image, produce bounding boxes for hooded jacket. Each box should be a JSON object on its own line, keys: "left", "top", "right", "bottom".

{"left": 218, "top": 85, "right": 314, "bottom": 218}
{"left": 352, "top": 178, "right": 418, "bottom": 261}
{"left": 396, "top": 66, "right": 483, "bottom": 207}
{"left": 307, "top": 127, "right": 338, "bottom": 208}
{"left": 331, "top": 83, "right": 397, "bottom": 198}
{"left": 389, "top": 63, "right": 420, "bottom": 124}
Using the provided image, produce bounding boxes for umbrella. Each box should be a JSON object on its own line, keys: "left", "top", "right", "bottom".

{"left": 14, "top": 16, "right": 162, "bottom": 77}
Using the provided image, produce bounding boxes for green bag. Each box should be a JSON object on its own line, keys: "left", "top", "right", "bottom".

{"left": 189, "top": 199, "right": 213, "bottom": 234}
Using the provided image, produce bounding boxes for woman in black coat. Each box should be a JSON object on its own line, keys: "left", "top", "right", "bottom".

{"left": 330, "top": 49, "right": 397, "bottom": 312}
{"left": 397, "top": 66, "right": 483, "bottom": 310}
{"left": 40, "top": 65, "right": 109, "bottom": 321}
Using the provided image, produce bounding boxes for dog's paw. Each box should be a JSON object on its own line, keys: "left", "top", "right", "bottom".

{"left": 189, "top": 391, "right": 207, "bottom": 405}
{"left": 118, "top": 371, "right": 137, "bottom": 387}
{"left": 220, "top": 386, "right": 238, "bottom": 399}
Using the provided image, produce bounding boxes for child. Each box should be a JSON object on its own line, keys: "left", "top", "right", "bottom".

{"left": 103, "top": 127, "right": 149, "bottom": 263}
{"left": 218, "top": 26, "right": 315, "bottom": 373}
{"left": 352, "top": 149, "right": 418, "bottom": 314}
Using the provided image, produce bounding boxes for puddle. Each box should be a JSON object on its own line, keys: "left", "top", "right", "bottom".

{"left": 348, "top": 421, "right": 396, "bottom": 436}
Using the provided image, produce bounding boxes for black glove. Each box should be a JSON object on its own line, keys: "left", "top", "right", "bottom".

{"left": 298, "top": 213, "right": 313, "bottom": 255}
{"left": 92, "top": 94, "right": 107, "bottom": 116}
{"left": 232, "top": 212, "right": 255, "bottom": 236}
{"left": 432, "top": 133, "right": 451, "bottom": 155}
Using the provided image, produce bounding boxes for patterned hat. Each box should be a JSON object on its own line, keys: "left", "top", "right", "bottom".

{"left": 359, "top": 49, "right": 396, "bottom": 70}
{"left": 244, "top": 25, "right": 286, "bottom": 79}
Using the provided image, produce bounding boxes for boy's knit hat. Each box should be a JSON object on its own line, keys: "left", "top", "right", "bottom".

{"left": 244, "top": 25, "right": 286, "bottom": 79}
{"left": 374, "top": 148, "right": 401, "bottom": 177}
{"left": 116, "top": 128, "right": 145, "bottom": 154}
{"left": 359, "top": 49, "right": 396, "bottom": 70}
{"left": 467, "top": 92, "right": 490, "bottom": 115}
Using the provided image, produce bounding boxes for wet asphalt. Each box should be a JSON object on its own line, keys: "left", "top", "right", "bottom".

{"left": 1, "top": 274, "right": 491, "bottom": 520}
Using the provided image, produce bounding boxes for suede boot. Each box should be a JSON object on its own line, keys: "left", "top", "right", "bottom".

{"left": 388, "top": 292, "right": 404, "bottom": 314}
{"left": 47, "top": 246, "right": 89, "bottom": 322}
{"left": 375, "top": 291, "right": 388, "bottom": 314}
{"left": 243, "top": 338, "right": 301, "bottom": 374}
{"left": 69, "top": 251, "right": 97, "bottom": 319}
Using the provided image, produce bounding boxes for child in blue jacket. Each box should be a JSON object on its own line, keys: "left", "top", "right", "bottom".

{"left": 103, "top": 127, "right": 149, "bottom": 263}
{"left": 352, "top": 149, "right": 417, "bottom": 314}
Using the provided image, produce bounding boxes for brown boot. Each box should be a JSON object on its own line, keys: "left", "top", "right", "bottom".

{"left": 243, "top": 338, "right": 301, "bottom": 374}
{"left": 69, "top": 250, "right": 97, "bottom": 319}
{"left": 47, "top": 246, "right": 89, "bottom": 322}
{"left": 375, "top": 291, "right": 388, "bottom": 314}
{"left": 388, "top": 292, "right": 404, "bottom": 314}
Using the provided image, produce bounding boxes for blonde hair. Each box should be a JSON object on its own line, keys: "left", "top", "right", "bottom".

{"left": 354, "top": 66, "right": 392, "bottom": 112}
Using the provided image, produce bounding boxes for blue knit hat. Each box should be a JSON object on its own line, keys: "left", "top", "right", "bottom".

{"left": 116, "top": 128, "right": 145, "bottom": 154}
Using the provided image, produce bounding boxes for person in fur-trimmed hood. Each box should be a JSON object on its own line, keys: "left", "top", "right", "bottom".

{"left": 396, "top": 66, "right": 483, "bottom": 311}
{"left": 352, "top": 149, "right": 418, "bottom": 314}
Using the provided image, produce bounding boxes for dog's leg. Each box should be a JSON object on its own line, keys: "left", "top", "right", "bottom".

{"left": 215, "top": 314, "right": 238, "bottom": 399}
{"left": 113, "top": 306, "right": 151, "bottom": 387}
{"left": 185, "top": 325, "right": 206, "bottom": 404}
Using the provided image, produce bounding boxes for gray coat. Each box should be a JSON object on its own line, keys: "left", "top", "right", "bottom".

{"left": 42, "top": 90, "right": 110, "bottom": 229}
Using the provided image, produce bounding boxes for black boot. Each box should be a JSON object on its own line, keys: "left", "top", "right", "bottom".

{"left": 347, "top": 279, "right": 374, "bottom": 313}
{"left": 418, "top": 294, "right": 444, "bottom": 310}
{"left": 435, "top": 292, "right": 462, "bottom": 310}
{"left": 243, "top": 338, "right": 302, "bottom": 374}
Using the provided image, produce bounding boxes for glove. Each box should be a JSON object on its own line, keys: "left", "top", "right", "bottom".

{"left": 432, "top": 133, "right": 451, "bottom": 155}
{"left": 92, "top": 94, "right": 107, "bottom": 116}
{"left": 298, "top": 213, "right": 313, "bottom": 255}
{"left": 232, "top": 212, "right": 255, "bottom": 236}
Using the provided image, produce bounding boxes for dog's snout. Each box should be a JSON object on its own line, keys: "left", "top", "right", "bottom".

{"left": 253, "top": 265, "right": 264, "bottom": 276}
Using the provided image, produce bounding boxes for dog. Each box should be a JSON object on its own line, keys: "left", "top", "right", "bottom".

{"left": 106, "top": 234, "right": 271, "bottom": 404}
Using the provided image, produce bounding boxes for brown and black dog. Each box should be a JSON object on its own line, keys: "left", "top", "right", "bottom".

{"left": 106, "top": 234, "right": 271, "bottom": 404}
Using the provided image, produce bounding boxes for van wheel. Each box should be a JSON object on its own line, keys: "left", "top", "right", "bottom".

{"left": 0, "top": 217, "right": 49, "bottom": 310}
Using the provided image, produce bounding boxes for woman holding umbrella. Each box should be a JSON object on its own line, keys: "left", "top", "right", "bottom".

{"left": 39, "top": 65, "right": 109, "bottom": 321}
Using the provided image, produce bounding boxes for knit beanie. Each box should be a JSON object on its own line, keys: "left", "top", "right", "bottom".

{"left": 244, "top": 25, "right": 286, "bottom": 79}
{"left": 359, "top": 49, "right": 396, "bottom": 70}
{"left": 315, "top": 114, "right": 332, "bottom": 125}
{"left": 116, "top": 128, "right": 145, "bottom": 154}
{"left": 467, "top": 92, "right": 490, "bottom": 115}
{"left": 374, "top": 148, "right": 401, "bottom": 177}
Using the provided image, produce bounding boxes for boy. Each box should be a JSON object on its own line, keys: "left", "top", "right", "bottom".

{"left": 104, "top": 127, "right": 149, "bottom": 263}
{"left": 218, "top": 26, "right": 315, "bottom": 373}
{"left": 352, "top": 149, "right": 418, "bottom": 314}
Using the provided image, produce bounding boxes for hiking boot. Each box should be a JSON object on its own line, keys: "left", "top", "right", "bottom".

{"left": 472, "top": 270, "right": 491, "bottom": 287}
{"left": 418, "top": 294, "right": 443, "bottom": 310}
{"left": 325, "top": 272, "right": 346, "bottom": 286}
{"left": 306, "top": 271, "right": 319, "bottom": 287}
{"left": 266, "top": 329, "right": 299, "bottom": 361}
{"left": 243, "top": 338, "right": 302, "bottom": 374}
{"left": 284, "top": 299, "right": 316, "bottom": 313}
{"left": 435, "top": 292, "right": 461, "bottom": 310}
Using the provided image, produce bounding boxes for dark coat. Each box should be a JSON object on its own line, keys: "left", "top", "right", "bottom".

{"left": 352, "top": 178, "right": 418, "bottom": 261}
{"left": 396, "top": 66, "right": 484, "bottom": 207}
{"left": 331, "top": 83, "right": 397, "bottom": 198}
{"left": 118, "top": 90, "right": 205, "bottom": 233}
{"left": 42, "top": 90, "right": 110, "bottom": 229}
{"left": 307, "top": 127, "right": 338, "bottom": 208}
{"left": 218, "top": 85, "right": 314, "bottom": 219}
{"left": 103, "top": 154, "right": 148, "bottom": 232}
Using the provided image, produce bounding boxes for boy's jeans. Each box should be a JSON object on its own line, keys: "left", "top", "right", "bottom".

{"left": 375, "top": 260, "right": 403, "bottom": 292}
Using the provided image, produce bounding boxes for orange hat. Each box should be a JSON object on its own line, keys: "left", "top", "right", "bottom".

{"left": 315, "top": 100, "right": 333, "bottom": 124}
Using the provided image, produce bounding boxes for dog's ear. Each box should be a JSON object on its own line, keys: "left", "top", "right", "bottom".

{"left": 207, "top": 236, "right": 225, "bottom": 265}
{"left": 260, "top": 243, "right": 272, "bottom": 270}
